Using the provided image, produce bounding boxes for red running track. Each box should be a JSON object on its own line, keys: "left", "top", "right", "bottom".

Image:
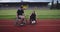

{"left": 0, "top": 19, "right": 60, "bottom": 32}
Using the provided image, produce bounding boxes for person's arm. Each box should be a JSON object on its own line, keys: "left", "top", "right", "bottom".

{"left": 16, "top": 10, "right": 18, "bottom": 18}
{"left": 16, "top": 13, "right": 18, "bottom": 18}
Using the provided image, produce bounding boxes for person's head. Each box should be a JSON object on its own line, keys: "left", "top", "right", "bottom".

{"left": 20, "top": 5, "right": 27, "bottom": 10}
{"left": 20, "top": 5, "right": 23, "bottom": 10}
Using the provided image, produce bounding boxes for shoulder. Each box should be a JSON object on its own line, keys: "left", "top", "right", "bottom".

{"left": 18, "top": 8, "right": 21, "bottom": 10}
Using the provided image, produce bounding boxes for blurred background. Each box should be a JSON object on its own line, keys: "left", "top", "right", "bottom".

{"left": 0, "top": 0, "right": 60, "bottom": 19}
{"left": 0, "top": 0, "right": 60, "bottom": 32}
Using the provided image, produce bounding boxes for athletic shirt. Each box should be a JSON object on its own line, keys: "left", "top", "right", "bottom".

{"left": 30, "top": 13, "right": 36, "bottom": 20}
{"left": 17, "top": 9, "right": 24, "bottom": 15}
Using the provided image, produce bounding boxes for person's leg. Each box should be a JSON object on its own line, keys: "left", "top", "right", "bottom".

{"left": 30, "top": 18, "right": 33, "bottom": 24}
{"left": 21, "top": 16, "right": 26, "bottom": 24}
{"left": 16, "top": 17, "right": 21, "bottom": 25}
{"left": 16, "top": 17, "right": 18, "bottom": 25}
{"left": 30, "top": 18, "right": 36, "bottom": 24}
{"left": 19, "top": 15, "right": 26, "bottom": 24}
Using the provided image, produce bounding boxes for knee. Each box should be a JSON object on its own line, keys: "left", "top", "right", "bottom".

{"left": 21, "top": 16, "right": 25, "bottom": 19}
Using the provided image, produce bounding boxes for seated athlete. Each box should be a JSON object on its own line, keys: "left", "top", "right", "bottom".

{"left": 16, "top": 5, "right": 26, "bottom": 25}
{"left": 30, "top": 11, "right": 36, "bottom": 24}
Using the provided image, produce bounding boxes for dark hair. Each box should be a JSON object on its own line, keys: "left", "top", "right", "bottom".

{"left": 20, "top": 6, "right": 23, "bottom": 8}
{"left": 20, "top": 5, "right": 23, "bottom": 8}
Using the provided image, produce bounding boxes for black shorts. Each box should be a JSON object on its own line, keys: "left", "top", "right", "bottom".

{"left": 30, "top": 18, "right": 36, "bottom": 21}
